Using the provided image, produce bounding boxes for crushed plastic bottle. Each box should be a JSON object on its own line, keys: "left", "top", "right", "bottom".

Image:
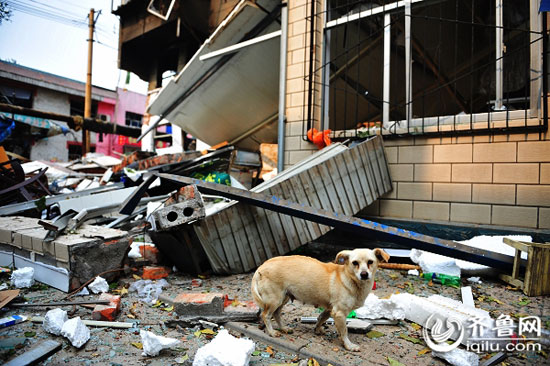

{"left": 422, "top": 272, "right": 461, "bottom": 288}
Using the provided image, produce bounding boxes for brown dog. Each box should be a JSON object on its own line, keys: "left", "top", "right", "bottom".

{"left": 251, "top": 248, "right": 390, "bottom": 351}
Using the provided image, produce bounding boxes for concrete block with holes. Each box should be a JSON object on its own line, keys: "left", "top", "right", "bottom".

{"left": 152, "top": 185, "right": 205, "bottom": 230}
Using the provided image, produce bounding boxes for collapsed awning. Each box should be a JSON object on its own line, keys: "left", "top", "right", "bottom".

{"left": 148, "top": 0, "right": 281, "bottom": 151}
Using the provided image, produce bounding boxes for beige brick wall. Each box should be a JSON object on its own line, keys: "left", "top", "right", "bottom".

{"left": 369, "top": 133, "right": 550, "bottom": 229}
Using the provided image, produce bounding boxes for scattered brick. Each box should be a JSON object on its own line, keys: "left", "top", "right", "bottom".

{"left": 92, "top": 293, "right": 121, "bottom": 321}
{"left": 173, "top": 292, "right": 224, "bottom": 316}
{"left": 142, "top": 266, "right": 170, "bottom": 280}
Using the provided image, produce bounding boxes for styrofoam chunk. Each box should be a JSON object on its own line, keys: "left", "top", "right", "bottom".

{"left": 140, "top": 330, "right": 180, "bottom": 356}
{"left": 10, "top": 267, "right": 35, "bottom": 288}
{"left": 43, "top": 308, "right": 68, "bottom": 335}
{"left": 410, "top": 249, "right": 461, "bottom": 277}
{"left": 408, "top": 269, "right": 419, "bottom": 276}
{"left": 467, "top": 277, "right": 482, "bottom": 284}
{"left": 88, "top": 276, "right": 109, "bottom": 294}
{"left": 432, "top": 348, "right": 479, "bottom": 366}
{"left": 61, "top": 317, "right": 90, "bottom": 348}
{"left": 192, "top": 329, "right": 255, "bottom": 366}
{"left": 355, "top": 293, "right": 407, "bottom": 320}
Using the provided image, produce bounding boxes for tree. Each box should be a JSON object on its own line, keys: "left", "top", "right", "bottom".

{"left": 0, "top": 1, "right": 12, "bottom": 25}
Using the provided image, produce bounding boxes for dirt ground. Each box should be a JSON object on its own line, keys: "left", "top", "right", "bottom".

{"left": 0, "top": 242, "right": 548, "bottom": 366}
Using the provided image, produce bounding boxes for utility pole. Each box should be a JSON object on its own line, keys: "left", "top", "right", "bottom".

{"left": 82, "top": 8, "right": 94, "bottom": 156}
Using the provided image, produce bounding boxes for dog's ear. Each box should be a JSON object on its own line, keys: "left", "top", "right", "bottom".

{"left": 374, "top": 248, "right": 390, "bottom": 263}
{"left": 335, "top": 250, "right": 352, "bottom": 265}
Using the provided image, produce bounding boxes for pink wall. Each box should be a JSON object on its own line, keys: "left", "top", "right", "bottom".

{"left": 95, "top": 88, "right": 147, "bottom": 157}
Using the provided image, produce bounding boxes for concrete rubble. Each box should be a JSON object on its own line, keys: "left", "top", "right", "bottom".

{"left": 140, "top": 330, "right": 180, "bottom": 356}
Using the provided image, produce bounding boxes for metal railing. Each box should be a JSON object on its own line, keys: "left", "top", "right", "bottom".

{"left": 303, "top": 0, "right": 548, "bottom": 141}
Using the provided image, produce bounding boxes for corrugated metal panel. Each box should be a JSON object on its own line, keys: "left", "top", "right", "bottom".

{"left": 195, "top": 136, "right": 393, "bottom": 273}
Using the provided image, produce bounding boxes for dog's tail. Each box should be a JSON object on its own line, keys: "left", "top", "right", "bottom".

{"left": 250, "top": 270, "right": 263, "bottom": 306}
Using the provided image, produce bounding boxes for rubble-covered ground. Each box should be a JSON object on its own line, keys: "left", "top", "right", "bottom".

{"left": 0, "top": 242, "right": 548, "bottom": 366}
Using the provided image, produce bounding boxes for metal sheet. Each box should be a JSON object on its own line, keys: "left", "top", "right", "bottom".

{"left": 148, "top": 0, "right": 280, "bottom": 150}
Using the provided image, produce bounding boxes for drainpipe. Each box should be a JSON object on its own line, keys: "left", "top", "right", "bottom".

{"left": 277, "top": 1, "right": 288, "bottom": 173}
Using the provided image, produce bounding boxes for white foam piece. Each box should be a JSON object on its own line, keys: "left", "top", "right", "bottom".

{"left": 192, "top": 329, "right": 255, "bottom": 366}
{"left": 410, "top": 249, "right": 461, "bottom": 277}
{"left": 140, "top": 330, "right": 180, "bottom": 356}
{"left": 43, "top": 308, "right": 68, "bottom": 336}
{"left": 355, "top": 293, "right": 407, "bottom": 320}
{"left": 432, "top": 348, "right": 479, "bottom": 366}
{"left": 88, "top": 276, "right": 109, "bottom": 294}
{"left": 10, "top": 267, "right": 35, "bottom": 288}
{"left": 61, "top": 317, "right": 90, "bottom": 348}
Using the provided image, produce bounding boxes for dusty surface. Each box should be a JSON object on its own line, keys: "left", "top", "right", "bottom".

{"left": 0, "top": 242, "right": 548, "bottom": 366}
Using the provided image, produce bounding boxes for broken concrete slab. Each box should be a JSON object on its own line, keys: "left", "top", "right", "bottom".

{"left": 172, "top": 292, "right": 224, "bottom": 317}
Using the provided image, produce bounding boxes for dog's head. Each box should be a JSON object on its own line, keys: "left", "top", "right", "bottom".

{"left": 334, "top": 248, "right": 390, "bottom": 281}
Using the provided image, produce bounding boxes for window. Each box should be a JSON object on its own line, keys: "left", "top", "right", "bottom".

{"left": 125, "top": 111, "right": 143, "bottom": 128}
{"left": 0, "top": 85, "right": 33, "bottom": 108}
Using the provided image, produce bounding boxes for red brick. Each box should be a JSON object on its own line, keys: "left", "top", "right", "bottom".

{"left": 92, "top": 293, "right": 121, "bottom": 321}
{"left": 139, "top": 246, "right": 161, "bottom": 264}
{"left": 142, "top": 266, "right": 170, "bottom": 280}
{"left": 173, "top": 292, "right": 224, "bottom": 316}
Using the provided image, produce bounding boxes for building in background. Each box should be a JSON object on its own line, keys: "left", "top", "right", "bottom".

{"left": 0, "top": 59, "right": 147, "bottom": 161}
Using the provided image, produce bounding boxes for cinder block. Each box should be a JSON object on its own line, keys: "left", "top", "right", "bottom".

{"left": 473, "top": 142, "right": 516, "bottom": 163}
{"left": 389, "top": 164, "right": 413, "bottom": 182}
{"left": 492, "top": 205, "right": 538, "bottom": 228}
{"left": 398, "top": 146, "right": 433, "bottom": 163}
{"left": 516, "top": 185, "right": 550, "bottom": 207}
{"left": 288, "top": 4, "right": 306, "bottom": 23}
{"left": 541, "top": 164, "right": 550, "bottom": 184}
{"left": 518, "top": 141, "right": 550, "bottom": 162}
{"left": 92, "top": 293, "right": 121, "bottom": 321}
{"left": 42, "top": 240, "right": 56, "bottom": 257}
{"left": 472, "top": 184, "right": 515, "bottom": 204}
{"left": 493, "top": 163, "right": 539, "bottom": 184}
{"left": 384, "top": 138, "right": 413, "bottom": 147}
{"left": 382, "top": 188, "right": 397, "bottom": 199}
{"left": 434, "top": 144, "right": 472, "bottom": 163}
{"left": 385, "top": 147, "right": 398, "bottom": 164}
{"left": 413, "top": 202, "right": 449, "bottom": 221}
{"left": 415, "top": 164, "right": 451, "bottom": 182}
{"left": 379, "top": 199, "right": 412, "bottom": 218}
{"left": 433, "top": 183, "right": 471, "bottom": 202}
{"left": 0, "top": 228, "right": 12, "bottom": 245}
{"left": 286, "top": 106, "right": 304, "bottom": 122}
{"left": 539, "top": 208, "right": 550, "bottom": 229}
{"left": 173, "top": 292, "right": 225, "bottom": 317}
{"left": 286, "top": 121, "right": 303, "bottom": 136}
{"left": 450, "top": 203, "right": 491, "bottom": 224}
{"left": 287, "top": 62, "right": 305, "bottom": 79}
{"left": 397, "top": 182, "right": 432, "bottom": 201}
{"left": 451, "top": 164, "right": 492, "bottom": 183}
{"left": 288, "top": 150, "right": 315, "bottom": 165}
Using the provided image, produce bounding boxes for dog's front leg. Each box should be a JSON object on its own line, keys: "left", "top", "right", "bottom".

{"left": 314, "top": 309, "right": 331, "bottom": 335}
{"left": 333, "top": 310, "right": 360, "bottom": 352}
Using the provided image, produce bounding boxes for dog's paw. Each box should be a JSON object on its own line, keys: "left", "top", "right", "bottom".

{"left": 314, "top": 327, "right": 325, "bottom": 335}
{"left": 269, "top": 330, "right": 282, "bottom": 338}
{"left": 344, "top": 342, "right": 360, "bottom": 352}
{"left": 279, "top": 327, "right": 293, "bottom": 334}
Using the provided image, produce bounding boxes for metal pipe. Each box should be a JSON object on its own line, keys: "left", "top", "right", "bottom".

{"left": 495, "top": 0, "right": 503, "bottom": 110}
{"left": 84, "top": 8, "right": 94, "bottom": 155}
{"left": 305, "top": 0, "right": 316, "bottom": 137}
{"left": 405, "top": 0, "right": 412, "bottom": 124}
{"left": 0, "top": 103, "right": 142, "bottom": 137}
{"left": 277, "top": 2, "right": 288, "bottom": 173}
{"left": 383, "top": 13, "right": 391, "bottom": 128}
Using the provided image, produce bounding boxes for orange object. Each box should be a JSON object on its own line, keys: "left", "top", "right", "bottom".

{"left": 378, "top": 263, "right": 421, "bottom": 270}
{"left": 92, "top": 293, "right": 121, "bottom": 321}
{"left": 139, "top": 245, "right": 161, "bottom": 264}
{"left": 142, "top": 266, "right": 170, "bottom": 280}
{"left": 307, "top": 128, "right": 332, "bottom": 149}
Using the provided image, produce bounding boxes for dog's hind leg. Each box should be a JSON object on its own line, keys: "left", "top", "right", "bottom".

{"left": 314, "top": 309, "right": 331, "bottom": 335}
{"left": 273, "top": 296, "right": 292, "bottom": 334}
{"left": 261, "top": 303, "right": 282, "bottom": 337}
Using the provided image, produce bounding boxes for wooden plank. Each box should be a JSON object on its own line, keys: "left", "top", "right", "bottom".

{"left": 213, "top": 211, "right": 243, "bottom": 273}
{"left": 5, "top": 340, "right": 61, "bottom": 366}
{"left": 285, "top": 177, "right": 319, "bottom": 241}
{"left": 333, "top": 153, "right": 360, "bottom": 213}
{"left": 350, "top": 144, "right": 375, "bottom": 206}
{"left": 503, "top": 238, "right": 530, "bottom": 252}
{"left": 297, "top": 170, "right": 328, "bottom": 236}
{"left": 226, "top": 206, "right": 256, "bottom": 271}
{"left": 316, "top": 162, "right": 344, "bottom": 214}
{"left": 341, "top": 148, "right": 366, "bottom": 209}
{"left": 206, "top": 214, "right": 236, "bottom": 273}
{"left": 498, "top": 273, "right": 524, "bottom": 289}
{"left": 357, "top": 140, "right": 381, "bottom": 199}
{"left": 238, "top": 205, "right": 267, "bottom": 266}
{"left": 376, "top": 138, "right": 394, "bottom": 192}
{"left": 278, "top": 180, "right": 311, "bottom": 245}
{"left": 511, "top": 249, "right": 521, "bottom": 279}
{"left": 324, "top": 158, "right": 353, "bottom": 215}
{"left": 193, "top": 225, "right": 228, "bottom": 274}
{"left": 372, "top": 139, "right": 393, "bottom": 192}
{"left": 304, "top": 166, "right": 335, "bottom": 235}
{"left": 198, "top": 220, "right": 228, "bottom": 271}
{"left": 364, "top": 140, "right": 386, "bottom": 196}
{"left": 262, "top": 206, "right": 291, "bottom": 255}
{"left": 247, "top": 205, "right": 276, "bottom": 260}
{"left": 266, "top": 186, "right": 301, "bottom": 251}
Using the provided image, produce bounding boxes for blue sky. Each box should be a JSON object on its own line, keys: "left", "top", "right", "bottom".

{"left": 0, "top": 0, "right": 148, "bottom": 94}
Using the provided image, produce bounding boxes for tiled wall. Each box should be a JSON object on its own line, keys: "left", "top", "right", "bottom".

{"left": 363, "top": 131, "right": 550, "bottom": 229}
